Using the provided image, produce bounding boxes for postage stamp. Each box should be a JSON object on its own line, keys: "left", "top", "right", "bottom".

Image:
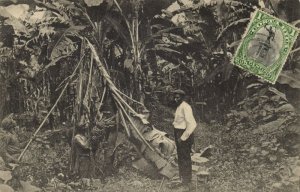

{"left": 233, "top": 9, "right": 299, "bottom": 84}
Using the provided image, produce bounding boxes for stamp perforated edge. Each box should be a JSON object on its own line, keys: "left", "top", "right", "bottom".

{"left": 232, "top": 9, "right": 299, "bottom": 84}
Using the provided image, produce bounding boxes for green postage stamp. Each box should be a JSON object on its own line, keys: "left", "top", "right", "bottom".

{"left": 233, "top": 9, "right": 299, "bottom": 84}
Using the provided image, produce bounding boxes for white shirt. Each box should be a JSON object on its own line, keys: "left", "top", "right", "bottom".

{"left": 173, "top": 101, "right": 197, "bottom": 141}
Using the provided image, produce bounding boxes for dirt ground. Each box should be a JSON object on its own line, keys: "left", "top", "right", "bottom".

{"left": 94, "top": 122, "right": 299, "bottom": 192}
{"left": 1, "top": 121, "right": 299, "bottom": 192}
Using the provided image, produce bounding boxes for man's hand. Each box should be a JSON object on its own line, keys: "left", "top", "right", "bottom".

{"left": 177, "top": 138, "right": 183, "bottom": 144}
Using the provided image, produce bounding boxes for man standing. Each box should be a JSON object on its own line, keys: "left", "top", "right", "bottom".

{"left": 172, "top": 89, "right": 197, "bottom": 191}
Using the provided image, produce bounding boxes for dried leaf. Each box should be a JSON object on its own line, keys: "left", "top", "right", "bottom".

{"left": 272, "top": 182, "right": 282, "bottom": 188}
{"left": 192, "top": 165, "right": 200, "bottom": 171}
{"left": 58, "top": 0, "right": 74, "bottom": 6}
{"left": 269, "top": 155, "right": 277, "bottom": 162}
{"left": 254, "top": 118, "right": 286, "bottom": 134}
{"left": 289, "top": 176, "right": 300, "bottom": 182}
{"left": 277, "top": 70, "right": 300, "bottom": 89}
{"left": 261, "top": 150, "right": 269, "bottom": 156}
{"left": 292, "top": 166, "right": 300, "bottom": 177}
{"left": 292, "top": 19, "right": 300, "bottom": 26}
{"left": 20, "top": 180, "right": 41, "bottom": 192}
{"left": 196, "top": 170, "right": 210, "bottom": 176}
{"left": 261, "top": 141, "right": 271, "bottom": 147}
{"left": 0, "top": 171, "right": 12, "bottom": 183}
{"left": 84, "top": 0, "right": 104, "bottom": 7}
{"left": 275, "top": 104, "right": 295, "bottom": 113}
{"left": 131, "top": 180, "right": 143, "bottom": 187}
{"left": 191, "top": 154, "right": 209, "bottom": 164}
{"left": 268, "top": 87, "right": 287, "bottom": 101}
{"left": 0, "top": 184, "right": 14, "bottom": 192}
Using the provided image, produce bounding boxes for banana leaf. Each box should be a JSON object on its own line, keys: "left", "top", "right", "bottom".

{"left": 88, "top": 39, "right": 178, "bottom": 178}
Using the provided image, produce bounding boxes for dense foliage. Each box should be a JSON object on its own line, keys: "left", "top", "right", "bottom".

{"left": 0, "top": 0, "right": 300, "bottom": 191}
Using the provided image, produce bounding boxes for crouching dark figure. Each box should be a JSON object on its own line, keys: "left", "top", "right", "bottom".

{"left": 70, "top": 123, "right": 94, "bottom": 178}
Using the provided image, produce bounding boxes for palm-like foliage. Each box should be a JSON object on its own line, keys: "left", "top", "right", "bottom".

{"left": 0, "top": 0, "right": 177, "bottom": 113}
{"left": 149, "top": 1, "right": 254, "bottom": 91}
{"left": 146, "top": 0, "right": 299, "bottom": 119}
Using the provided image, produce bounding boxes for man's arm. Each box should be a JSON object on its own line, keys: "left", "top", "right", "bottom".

{"left": 180, "top": 105, "right": 197, "bottom": 141}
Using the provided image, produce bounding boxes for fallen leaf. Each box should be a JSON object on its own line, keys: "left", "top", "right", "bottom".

{"left": 196, "top": 170, "right": 210, "bottom": 176}
{"left": 191, "top": 154, "right": 209, "bottom": 164}
{"left": 254, "top": 118, "right": 286, "bottom": 134}
{"left": 0, "top": 184, "right": 14, "bottom": 192}
{"left": 20, "top": 180, "right": 41, "bottom": 192}
{"left": 251, "top": 159, "right": 258, "bottom": 164}
{"left": 261, "top": 150, "right": 269, "bottom": 156}
{"left": 131, "top": 180, "right": 143, "bottom": 187}
{"left": 275, "top": 104, "right": 295, "bottom": 113}
{"left": 68, "top": 181, "right": 80, "bottom": 187}
{"left": 269, "top": 155, "right": 277, "bottom": 162}
{"left": 272, "top": 182, "right": 282, "bottom": 188}
{"left": 192, "top": 165, "right": 200, "bottom": 171}
{"left": 92, "top": 179, "right": 102, "bottom": 189}
{"left": 261, "top": 141, "right": 271, "bottom": 147}
{"left": 0, "top": 171, "right": 12, "bottom": 183}
{"left": 249, "top": 146, "right": 258, "bottom": 154}
{"left": 292, "top": 166, "right": 300, "bottom": 177}
{"left": 289, "top": 176, "right": 300, "bottom": 182}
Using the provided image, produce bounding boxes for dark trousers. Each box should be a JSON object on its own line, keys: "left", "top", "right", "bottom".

{"left": 174, "top": 128, "right": 194, "bottom": 184}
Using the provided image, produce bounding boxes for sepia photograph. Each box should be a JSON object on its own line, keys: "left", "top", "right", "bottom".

{"left": 0, "top": 0, "right": 299, "bottom": 192}
{"left": 247, "top": 24, "right": 283, "bottom": 66}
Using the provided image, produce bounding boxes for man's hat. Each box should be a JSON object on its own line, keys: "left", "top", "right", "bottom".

{"left": 172, "top": 89, "right": 185, "bottom": 95}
